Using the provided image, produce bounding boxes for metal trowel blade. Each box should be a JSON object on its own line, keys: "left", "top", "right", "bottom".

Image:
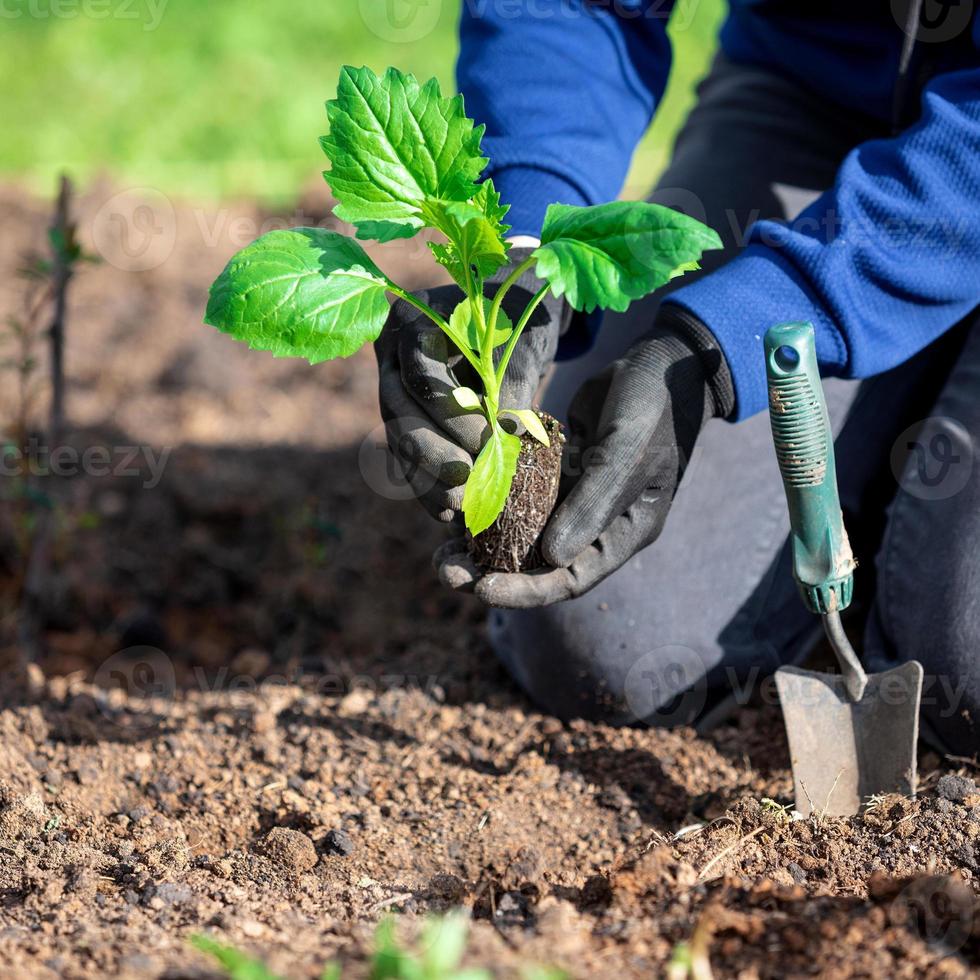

{"left": 775, "top": 660, "right": 923, "bottom": 817}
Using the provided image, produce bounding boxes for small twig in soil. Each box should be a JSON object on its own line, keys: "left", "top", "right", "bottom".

{"left": 639, "top": 828, "right": 669, "bottom": 850}
{"left": 697, "top": 824, "right": 767, "bottom": 881}
{"left": 799, "top": 779, "right": 817, "bottom": 816}
{"left": 484, "top": 882, "right": 520, "bottom": 951}
{"left": 673, "top": 823, "right": 707, "bottom": 841}
{"left": 882, "top": 812, "right": 918, "bottom": 840}
{"left": 368, "top": 892, "right": 415, "bottom": 914}
{"left": 944, "top": 754, "right": 980, "bottom": 770}
{"left": 609, "top": 827, "right": 669, "bottom": 876}
{"left": 820, "top": 768, "right": 845, "bottom": 817}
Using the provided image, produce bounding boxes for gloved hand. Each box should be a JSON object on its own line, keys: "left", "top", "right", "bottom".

{"left": 435, "top": 304, "right": 735, "bottom": 606}
{"left": 375, "top": 247, "right": 572, "bottom": 521}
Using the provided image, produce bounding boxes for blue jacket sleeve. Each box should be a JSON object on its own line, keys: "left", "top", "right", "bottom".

{"left": 457, "top": 0, "right": 673, "bottom": 238}
{"left": 668, "top": 66, "right": 980, "bottom": 420}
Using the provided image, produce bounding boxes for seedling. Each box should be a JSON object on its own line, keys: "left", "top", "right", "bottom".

{"left": 192, "top": 912, "right": 566, "bottom": 979}
{"left": 205, "top": 66, "right": 721, "bottom": 535}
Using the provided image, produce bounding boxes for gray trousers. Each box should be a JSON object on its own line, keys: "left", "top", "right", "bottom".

{"left": 490, "top": 57, "right": 980, "bottom": 754}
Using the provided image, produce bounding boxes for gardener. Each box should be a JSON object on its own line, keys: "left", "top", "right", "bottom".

{"left": 376, "top": 2, "right": 980, "bottom": 753}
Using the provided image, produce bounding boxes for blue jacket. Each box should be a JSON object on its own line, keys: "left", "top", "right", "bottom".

{"left": 457, "top": 2, "right": 980, "bottom": 418}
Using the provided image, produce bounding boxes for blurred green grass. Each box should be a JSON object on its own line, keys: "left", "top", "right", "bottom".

{"left": 1, "top": 0, "right": 722, "bottom": 203}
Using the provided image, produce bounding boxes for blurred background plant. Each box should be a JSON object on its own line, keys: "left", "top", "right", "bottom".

{"left": 192, "top": 912, "right": 569, "bottom": 980}
{"left": 0, "top": 0, "right": 723, "bottom": 202}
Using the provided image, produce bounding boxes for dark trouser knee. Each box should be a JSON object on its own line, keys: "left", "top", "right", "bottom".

{"left": 489, "top": 604, "right": 723, "bottom": 728}
{"left": 869, "top": 417, "right": 980, "bottom": 753}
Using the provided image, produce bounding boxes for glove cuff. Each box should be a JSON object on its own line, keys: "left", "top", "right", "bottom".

{"left": 655, "top": 303, "right": 736, "bottom": 421}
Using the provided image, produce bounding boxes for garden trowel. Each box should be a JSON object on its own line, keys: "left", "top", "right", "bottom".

{"left": 764, "top": 323, "right": 923, "bottom": 817}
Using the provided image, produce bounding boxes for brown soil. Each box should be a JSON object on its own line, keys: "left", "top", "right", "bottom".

{"left": 0, "top": 185, "right": 978, "bottom": 979}
{"left": 469, "top": 413, "right": 563, "bottom": 574}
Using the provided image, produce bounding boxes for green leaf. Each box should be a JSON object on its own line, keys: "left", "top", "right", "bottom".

{"left": 369, "top": 918, "right": 408, "bottom": 980}
{"left": 319, "top": 965, "right": 342, "bottom": 980}
{"left": 421, "top": 912, "right": 469, "bottom": 975}
{"left": 190, "top": 935, "right": 283, "bottom": 980}
{"left": 463, "top": 423, "right": 521, "bottom": 536}
{"left": 452, "top": 387, "right": 482, "bottom": 410}
{"left": 205, "top": 227, "right": 391, "bottom": 363}
{"left": 321, "top": 66, "right": 487, "bottom": 242}
{"left": 446, "top": 299, "right": 512, "bottom": 354}
{"left": 501, "top": 409, "right": 549, "bottom": 446}
{"left": 426, "top": 180, "right": 511, "bottom": 282}
{"left": 533, "top": 201, "right": 722, "bottom": 313}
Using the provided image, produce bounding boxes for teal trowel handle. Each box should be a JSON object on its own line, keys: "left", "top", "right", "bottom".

{"left": 765, "top": 323, "right": 867, "bottom": 701}
{"left": 765, "top": 323, "right": 856, "bottom": 614}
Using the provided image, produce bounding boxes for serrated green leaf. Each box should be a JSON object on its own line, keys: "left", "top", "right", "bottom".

{"left": 533, "top": 202, "right": 721, "bottom": 313}
{"left": 321, "top": 65, "right": 487, "bottom": 242}
{"left": 463, "top": 423, "right": 521, "bottom": 536}
{"left": 501, "top": 409, "right": 550, "bottom": 446}
{"left": 426, "top": 180, "right": 511, "bottom": 282}
{"left": 446, "top": 299, "right": 512, "bottom": 354}
{"left": 671, "top": 259, "right": 701, "bottom": 278}
{"left": 205, "top": 227, "right": 391, "bottom": 363}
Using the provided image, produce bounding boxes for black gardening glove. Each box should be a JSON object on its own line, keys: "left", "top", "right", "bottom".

{"left": 435, "top": 305, "right": 735, "bottom": 606}
{"left": 375, "top": 247, "right": 573, "bottom": 521}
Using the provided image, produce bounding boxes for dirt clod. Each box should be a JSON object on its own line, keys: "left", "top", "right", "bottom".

{"left": 323, "top": 828, "right": 354, "bottom": 857}
{"left": 937, "top": 773, "right": 978, "bottom": 803}
{"left": 0, "top": 782, "right": 49, "bottom": 840}
{"left": 258, "top": 827, "right": 318, "bottom": 873}
{"left": 140, "top": 837, "right": 192, "bottom": 878}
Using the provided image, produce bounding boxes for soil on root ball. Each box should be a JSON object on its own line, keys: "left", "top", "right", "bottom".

{"left": 468, "top": 412, "right": 563, "bottom": 573}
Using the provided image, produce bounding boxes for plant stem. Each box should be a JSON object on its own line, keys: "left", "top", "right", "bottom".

{"left": 472, "top": 287, "right": 500, "bottom": 417}
{"left": 20, "top": 173, "right": 76, "bottom": 663}
{"left": 494, "top": 283, "right": 549, "bottom": 389}
{"left": 384, "top": 283, "right": 482, "bottom": 374}
{"left": 484, "top": 253, "right": 536, "bottom": 339}
{"left": 49, "top": 174, "right": 73, "bottom": 449}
